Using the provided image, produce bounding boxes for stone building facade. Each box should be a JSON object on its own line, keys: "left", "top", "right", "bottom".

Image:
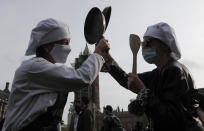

{"left": 96, "top": 107, "right": 147, "bottom": 131}
{"left": 68, "top": 44, "right": 101, "bottom": 130}
{"left": 73, "top": 44, "right": 100, "bottom": 110}
{"left": 0, "top": 82, "right": 10, "bottom": 121}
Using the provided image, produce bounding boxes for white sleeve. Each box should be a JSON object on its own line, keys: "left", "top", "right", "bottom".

{"left": 28, "top": 53, "right": 105, "bottom": 92}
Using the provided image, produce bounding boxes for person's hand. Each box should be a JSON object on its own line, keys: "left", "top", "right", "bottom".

{"left": 100, "top": 53, "right": 115, "bottom": 72}
{"left": 94, "top": 39, "right": 110, "bottom": 60}
{"left": 128, "top": 73, "right": 145, "bottom": 94}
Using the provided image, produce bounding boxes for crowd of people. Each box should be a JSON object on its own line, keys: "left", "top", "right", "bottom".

{"left": 1, "top": 18, "right": 204, "bottom": 131}
{"left": 69, "top": 97, "right": 123, "bottom": 131}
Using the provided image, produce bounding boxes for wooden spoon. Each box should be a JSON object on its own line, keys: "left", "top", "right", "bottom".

{"left": 129, "top": 34, "right": 141, "bottom": 74}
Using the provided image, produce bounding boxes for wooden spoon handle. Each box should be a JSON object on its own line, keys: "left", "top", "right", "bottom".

{"left": 132, "top": 54, "right": 137, "bottom": 74}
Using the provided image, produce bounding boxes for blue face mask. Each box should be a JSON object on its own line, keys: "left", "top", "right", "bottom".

{"left": 142, "top": 48, "right": 158, "bottom": 64}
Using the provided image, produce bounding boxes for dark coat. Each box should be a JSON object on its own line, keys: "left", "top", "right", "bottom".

{"left": 109, "top": 60, "right": 202, "bottom": 131}
{"left": 77, "top": 108, "right": 93, "bottom": 131}
{"left": 102, "top": 114, "right": 123, "bottom": 131}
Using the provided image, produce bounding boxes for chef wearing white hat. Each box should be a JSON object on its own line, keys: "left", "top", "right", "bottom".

{"left": 142, "top": 22, "right": 181, "bottom": 62}
{"left": 106, "top": 22, "right": 202, "bottom": 131}
{"left": 127, "top": 22, "right": 202, "bottom": 131}
{"left": 2, "top": 18, "right": 110, "bottom": 131}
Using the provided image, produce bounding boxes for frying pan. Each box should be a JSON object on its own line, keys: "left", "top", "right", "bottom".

{"left": 102, "top": 6, "right": 112, "bottom": 30}
{"left": 84, "top": 6, "right": 111, "bottom": 44}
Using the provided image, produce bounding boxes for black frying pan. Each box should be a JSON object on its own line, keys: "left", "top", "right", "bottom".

{"left": 103, "top": 6, "right": 112, "bottom": 30}
{"left": 84, "top": 6, "right": 111, "bottom": 45}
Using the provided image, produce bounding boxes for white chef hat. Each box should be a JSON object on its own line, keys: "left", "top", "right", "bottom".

{"left": 25, "top": 18, "right": 70, "bottom": 56}
{"left": 144, "top": 22, "right": 181, "bottom": 60}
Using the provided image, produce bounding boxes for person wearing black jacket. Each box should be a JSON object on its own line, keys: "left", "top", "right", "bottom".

{"left": 101, "top": 105, "right": 123, "bottom": 131}
{"left": 77, "top": 96, "right": 93, "bottom": 131}
{"left": 106, "top": 22, "right": 203, "bottom": 131}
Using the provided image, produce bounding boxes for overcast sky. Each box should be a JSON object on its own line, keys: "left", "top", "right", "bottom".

{"left": 1, "top": 0, "right": 204, "bottom": 124}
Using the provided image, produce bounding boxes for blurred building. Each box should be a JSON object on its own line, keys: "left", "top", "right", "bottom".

{"left": 72, "top": 44, "right": 100, "bottom": 110}
{"left": 68, "top": 44, "right": 100, "bottom": 130}
{"left": 96, "top": 107, "right": 148, "bottom": 131}
{"left": 0, "top": 82, "right": 10, "bottom": 121}
{"left": 67, "top": 44, "right": 146, "bottom": 131}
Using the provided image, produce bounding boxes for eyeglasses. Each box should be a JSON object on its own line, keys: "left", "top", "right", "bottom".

{"left": 142, "top": 40, "right": 152, "bottom": 47}
{"left": 142, "top": 38, "right": 157, "bottom": 47}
